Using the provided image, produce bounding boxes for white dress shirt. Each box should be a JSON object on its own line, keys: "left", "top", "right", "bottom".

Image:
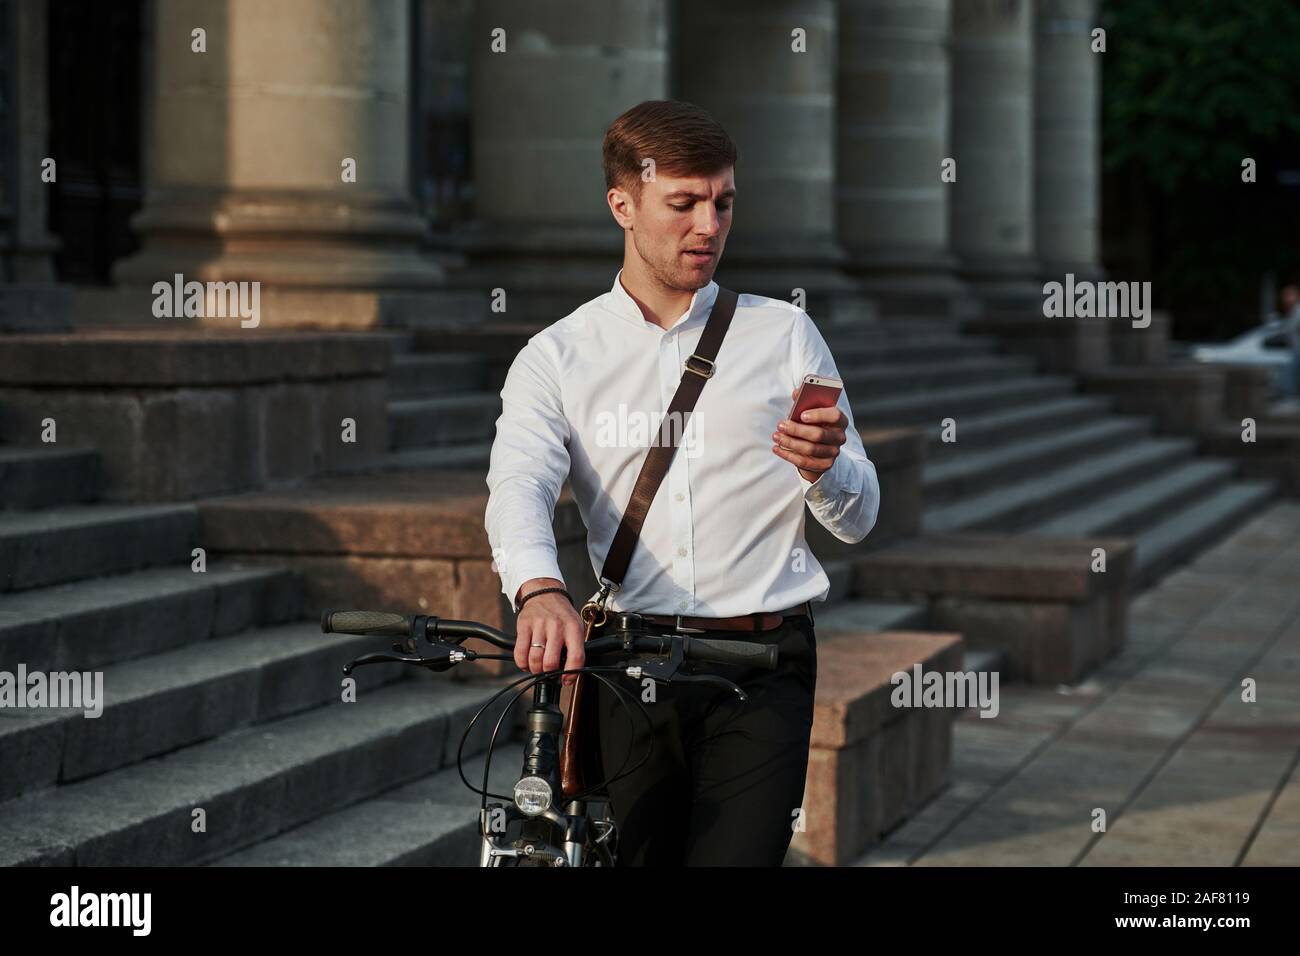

{"left": 484, "top": 269, "right": 881, "bottom": 617}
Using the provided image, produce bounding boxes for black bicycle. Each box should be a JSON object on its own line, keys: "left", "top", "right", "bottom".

{"left": 320, "top": 607, "right": 779, "bottom": 867}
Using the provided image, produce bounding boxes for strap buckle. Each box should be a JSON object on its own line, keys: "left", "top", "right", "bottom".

{"left": 683, "top": 354, "right": 714, "bottom": 379}
{"left": 580, "top": 577, "right": 621, "bottom": 629}
{"left": 674, "top": 614, "right": 707, "bottom": 634}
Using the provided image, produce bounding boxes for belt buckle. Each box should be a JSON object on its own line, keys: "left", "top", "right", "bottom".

{"left": 674, "top": 614, "right": 707, "bottom": 634}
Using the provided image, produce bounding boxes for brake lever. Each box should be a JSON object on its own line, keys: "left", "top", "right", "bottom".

{"left": 672, "top": 672, "right": 749, "bottom": 701}
{"left": 343, "top": 643, "right": 465, "bottom": 675}
{"left": 343, "top": 652, "right": 426, "bottom": 675}
{"left": 627, "top": 644, "right": 750, "bottom": 702}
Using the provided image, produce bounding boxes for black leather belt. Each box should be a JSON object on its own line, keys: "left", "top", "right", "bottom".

{"left": 634, "top": 601, "right": 812, "bottom": 633}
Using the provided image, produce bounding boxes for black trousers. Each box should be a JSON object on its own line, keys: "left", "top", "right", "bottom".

{"left": 580, "top": 613, "right": 818, "bottom": 866}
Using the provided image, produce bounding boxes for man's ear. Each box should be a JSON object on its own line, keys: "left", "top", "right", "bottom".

{"left": 607, "top": 188, "right": 634, "bottom": 229}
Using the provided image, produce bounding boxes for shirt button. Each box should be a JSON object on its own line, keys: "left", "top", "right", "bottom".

{"left": 677, "top": 546, "right": 688, "bottom": 557}
{"left": 678, "top": 601, "right": 688, "bottom": 610}
{"left": 675, "top": 492, "right": 684, "bottom": 502}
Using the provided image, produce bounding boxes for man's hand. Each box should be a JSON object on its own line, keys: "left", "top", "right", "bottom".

{"left": 513, "top": 577, "right": 586, "bottom": 686}
{"left": 773, "top": 386, "right": 848, "bottom": 484}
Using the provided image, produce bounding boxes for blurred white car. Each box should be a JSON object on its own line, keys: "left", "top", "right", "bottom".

{"left": 1190, "top": 319, "right": 1298, "bottom": 397}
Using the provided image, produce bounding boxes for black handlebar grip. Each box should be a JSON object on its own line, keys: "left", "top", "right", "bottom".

{"left": 683, "top": 637, "right": 779, "bottom": 670}
{"left": 321, "top": 609, "right": 412, "bottom": 637}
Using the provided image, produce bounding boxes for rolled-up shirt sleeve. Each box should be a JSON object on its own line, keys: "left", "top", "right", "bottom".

{"left": 791, "top": 308, "right": 881, "bottom": 544}
{"left": 484, "top": 334, "right": 573, "bottom": 607}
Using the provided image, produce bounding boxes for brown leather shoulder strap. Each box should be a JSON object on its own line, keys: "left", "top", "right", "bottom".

{"left": 598, "top": 285, "right": 738, "bottom": 590}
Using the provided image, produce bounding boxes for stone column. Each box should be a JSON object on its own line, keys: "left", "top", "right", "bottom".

{"left": 0, "top": 0, "right": 69, "bottom": 330}
{"left": 113, "top": 0, "right": 441, "bottom": 327}
{"left": 838, "top": 0, "right": 968, "bottom": 318}
{"left": 949, "top": 0, "right": 1039, "bottom": 311}
{"left": 1034, "top": 0, "right": 1101, "bottom": 280}
{"left": 432, "top": 0, "right": 670, "bottom": 316}
{"left": 677, "top": 0, "right": 863, "bottom": 317}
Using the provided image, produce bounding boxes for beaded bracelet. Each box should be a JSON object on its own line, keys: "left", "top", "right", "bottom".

{"left": 515, "top": 585, "right": 573, "bottom": 614}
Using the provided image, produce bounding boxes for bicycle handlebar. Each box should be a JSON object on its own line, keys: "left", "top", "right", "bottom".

{"left": 320, "top": 608, "right": 779, "bottom": 670}
{"left": 321, "top": 609, "right": 410, "bottom": 638}
{"left": 675, "top": 635, "right": 778, "bottom": 669}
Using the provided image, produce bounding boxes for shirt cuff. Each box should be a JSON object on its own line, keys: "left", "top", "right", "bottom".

{"left": 799, "top": 452, "right": 846, "bottom": 505}
{"left": 495, "top": 546, "right": 566, "bottom": 610}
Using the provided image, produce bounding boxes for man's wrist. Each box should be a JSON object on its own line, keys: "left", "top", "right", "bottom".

{"left": 515, "top": 577, "right": 567, "bottom": 612}
{"left": 801, "top": 453, "right": 846, "bottom": 502}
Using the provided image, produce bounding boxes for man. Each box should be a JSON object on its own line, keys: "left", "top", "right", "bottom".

{"left": 484, "top": 100, "right": 880, "bottom": 865}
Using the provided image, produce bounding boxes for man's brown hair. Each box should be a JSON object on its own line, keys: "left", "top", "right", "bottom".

{"left": 603, "top": 100, "right": 739, "bottom": 205}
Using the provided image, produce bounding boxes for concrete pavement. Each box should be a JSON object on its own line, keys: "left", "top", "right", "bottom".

{"left": 853, "top": 502, "right": 1300, "bottom": 866}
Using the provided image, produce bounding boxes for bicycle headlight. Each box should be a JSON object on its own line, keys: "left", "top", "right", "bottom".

{"left": 513, "top": 776, "right": 553, "bottom": 816}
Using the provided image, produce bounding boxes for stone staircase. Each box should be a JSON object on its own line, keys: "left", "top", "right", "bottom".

{"left": 210, "top": 746, "right": 523, "bottom": 866}
{"left": 377, "top": 314, "right": 1278, "bottom": 598}
{"left": 860, "top": 328, "right": 1279, "bottom": 588}
{"left": 377, "top": 324, "right": 946, "bottom": 642}
{"left": 382, "top": 332, "right": 499, "bottom": 471}
{"left": 1, "top": 310, "right": 1282, "bottom": 867}
{"left": 0, "top": 442, "right": 509, "bottom": 865}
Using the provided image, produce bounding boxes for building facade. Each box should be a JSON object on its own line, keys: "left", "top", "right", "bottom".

{"left": 3, "top": 0, "right": 1101, "bottom": 328}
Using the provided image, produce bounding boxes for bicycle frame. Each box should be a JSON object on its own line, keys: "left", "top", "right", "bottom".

{"left": 319, "top": 607, "right": 774, "bottom": 868}
{"left": 477, "top": 675, "right": 617, "bottom": 867}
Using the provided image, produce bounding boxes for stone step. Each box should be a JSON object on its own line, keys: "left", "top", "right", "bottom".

{"left": 924, "top": 436, "right": 1197, "bottom": 533}
{"left": 833, "top": 338, "right": 999, "bottom": 366}
{"left": 924, "top": 394, "right": 1115, "bottom": 458}
{"left": 0, "top": 621, "right": 405, "bottom": 802}
{"left": 852, "top": 534, "right": 1133, "bottom": 684}
{"left": 824, "top": 332, "right": 999, "bottom": 363}
{"left": 790, "top": 629, "right": 965, "bottom": 866}
{"left": 409, "top": 323, "right": 546, "bottom": 361}
{"left": 389, "top": 352, "right": 491, "bottom": 398}
{"left": 1029, "top": 458, "right": 1239, "bottom": 538}
{"left": 1134, "top": 479, "right": 1278, "bottom": 586}
{"left": 842, "top": 355, "right": 1038, "bottom": 397}
{"left": 0, "top": 561, "right": 302, "bottom": 673}
{"left": 387, "top": 393, "right": 502, "bottom": 450}
{"left": 813, "top": 599, "right": 930, "bottom": 635}
{"left": 852, "top": 375, "right": 1077, "bottom": 429}
{"left": 190, "top": 468, "right": 530, "bottom": 637}
{"left": 209, "top": 747, "right": 524, "bottom": 866}
{"left": 923, "top": 416, "right": 1154, "bottom": 503}
{"left": 820, "top": 320, "right": 965, "bottom": 345}
{"left": 963, "top": 646, "right": 1008, "bottom": 678}
{"left": 0, "top": 445, "right": 103, "bottom": 509}
{"left": 378, "top": 442, "right": 494, "bottom": 472}
{"left": 820, "top": 558, "right": 856, "bottom": 604}
{"left": 383, "top": 331, "right": 417, "bottom": 357}
{"left": 0, "top": 678, "right": 509, "bottom": 866}
{"left": 0, "top": 503, "right": 199, "bottom": 593}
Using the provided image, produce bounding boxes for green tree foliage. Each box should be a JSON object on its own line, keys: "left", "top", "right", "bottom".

{"left": 1101, "top": 0, "right": 1300, "bottom": 335}
{"left": 1103, "top": 0, "right": 1300, "bottom": 188}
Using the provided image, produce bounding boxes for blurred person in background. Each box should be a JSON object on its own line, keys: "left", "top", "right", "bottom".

{"left": 1267, "top": 282, "right": 1300, "bottom": 396}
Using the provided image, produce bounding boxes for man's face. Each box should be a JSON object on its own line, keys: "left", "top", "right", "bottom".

{"left": 616, "top": 168, "right": 735, "bottom": 291}
{"left": 1282, "top": 286, "right": 1299, "bottom": 312}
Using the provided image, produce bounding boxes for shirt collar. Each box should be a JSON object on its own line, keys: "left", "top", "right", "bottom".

{"left": 607, "top": 267, "right": 720, "bottom": 333}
